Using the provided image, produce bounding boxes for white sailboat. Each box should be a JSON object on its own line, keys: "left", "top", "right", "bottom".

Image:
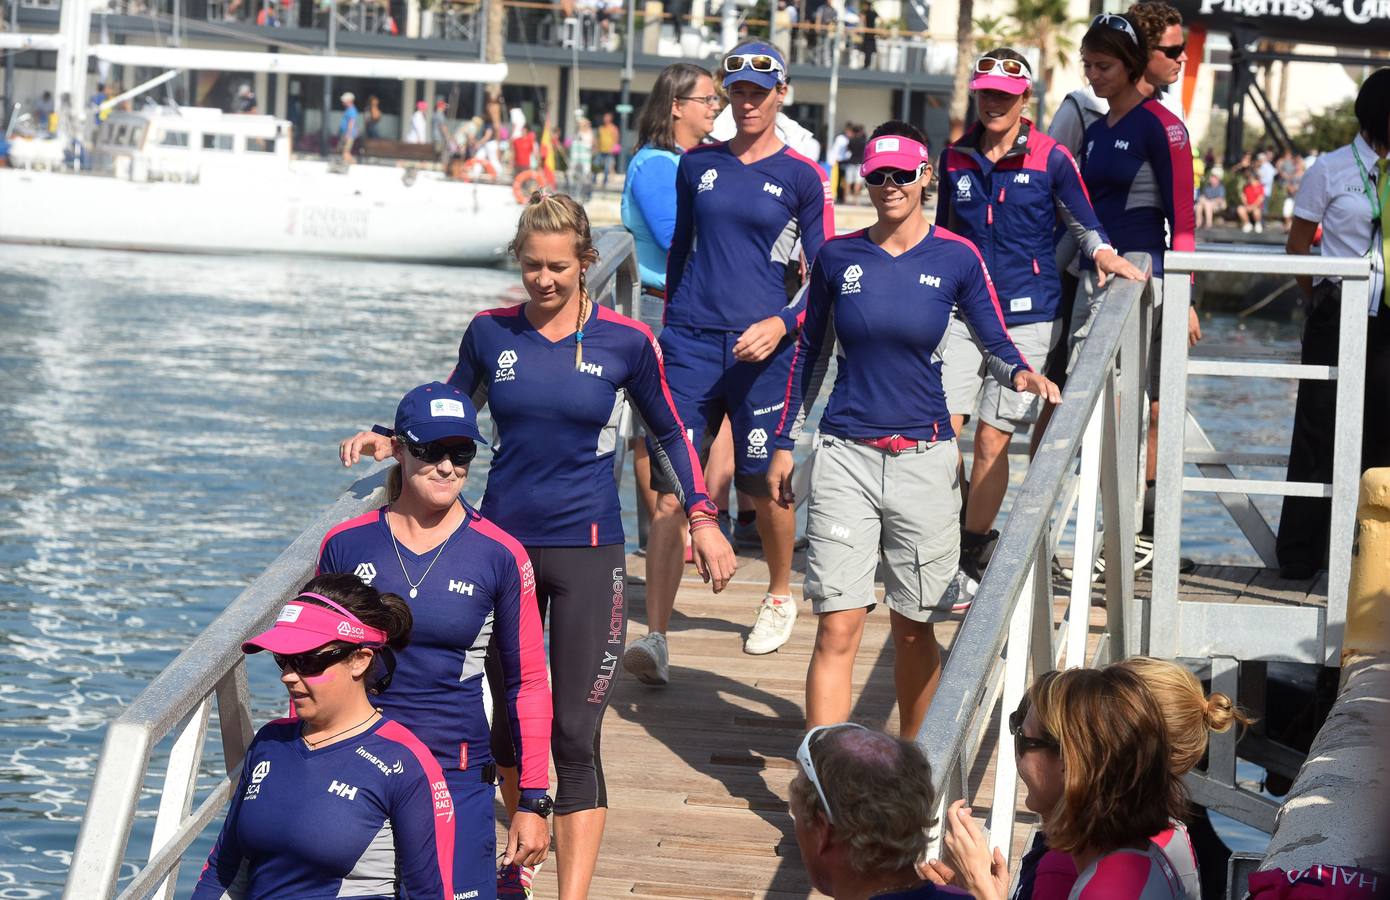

{"left": 0, "top": 10, "right": 521, "bottom": 265}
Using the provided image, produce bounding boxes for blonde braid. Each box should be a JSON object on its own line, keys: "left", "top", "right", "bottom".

{"left": 575, "top": 275, "right": 591, "bottom": 369}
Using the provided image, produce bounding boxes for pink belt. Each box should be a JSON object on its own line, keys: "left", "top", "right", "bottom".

{"left": 855, "top": 435, "right": 921, "bottom": 454}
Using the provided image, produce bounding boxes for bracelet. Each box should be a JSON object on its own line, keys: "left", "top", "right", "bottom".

{"left": 689, "top": 517, "right": 722, "bottom": 534}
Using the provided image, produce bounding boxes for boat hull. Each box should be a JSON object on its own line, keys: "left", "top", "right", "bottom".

{"left": 0, "top": 166, "right": 518, "bottom": 265}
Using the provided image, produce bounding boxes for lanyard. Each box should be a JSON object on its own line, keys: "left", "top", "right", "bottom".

{"left": 1351, "top": 142, "right": 1383, "bottom": 225}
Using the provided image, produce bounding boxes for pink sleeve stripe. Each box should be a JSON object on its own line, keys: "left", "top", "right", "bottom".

{"left": 1054, "top": 143, "right": 1095, "bottom": 204}
{"left": 476, "top": 304, "right": 524, "bottom": 318}
{"left": 774, "top": 338, "right": 804, "bottom": 439}
{"left": 316, "top": 509, "right": 382, "bottom": 574}
{"left": 375, "top": 719, "right": 455, "bottom": 900}
{"left": 932, "top": 227, "right": 1031, "bottom": 371}
{"left": 783, "top": 146, "right": 836, "bottom": 241}
{"left": 468, "top": 517, "right": 553, "bottom": 792}
{"left": 596, "top": 306, "right": 710, "bottom": 499}
{"left": 1145, "top": 101, "right": 1197, "bottom": 255}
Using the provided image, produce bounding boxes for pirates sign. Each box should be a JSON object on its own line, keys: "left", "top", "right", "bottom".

{"left": 1174, "top": 0, "right": 1390, "bottom": 42}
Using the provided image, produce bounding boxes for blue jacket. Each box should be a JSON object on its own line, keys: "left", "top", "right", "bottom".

{"left": 621, "top": 144, "right": 682, "bottom": 291}
{"left": 935, "top": 120, "right": 1109, "bottom": 325}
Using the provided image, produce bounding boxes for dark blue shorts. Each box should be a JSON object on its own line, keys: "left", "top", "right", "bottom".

{"left": 444, "top": 775, "right": 498, "bottom": 900}
{"left": 650, "top": 324, "right": 796, "bottom": 496}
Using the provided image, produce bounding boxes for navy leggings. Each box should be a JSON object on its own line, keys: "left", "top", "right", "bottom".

{"left": 487, "top": 544, "right": 627, "bottom": 814}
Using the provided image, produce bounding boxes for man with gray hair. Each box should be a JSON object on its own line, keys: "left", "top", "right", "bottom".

{"left": 789, "top": 723, "right": 969, "bottom": 899}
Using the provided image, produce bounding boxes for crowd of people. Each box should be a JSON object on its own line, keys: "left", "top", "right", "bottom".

{"left": 189, "top": 10, "right": 1390, "bottom": 897}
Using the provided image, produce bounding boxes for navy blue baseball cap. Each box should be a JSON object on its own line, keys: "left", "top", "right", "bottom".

{"left": 722, "top": 42, "right": 787, "bottom": 90}
{"left": 386, "top": 382, "right": 488, "bottom": 446}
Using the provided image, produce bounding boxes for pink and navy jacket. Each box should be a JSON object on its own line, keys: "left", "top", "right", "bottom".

{"left": 193, "top": 717, "right": 455, "bottom": 899}
{"left": 665, "top": 141, "right": 834, "bottom": 333}
{"left": 317, "top": 503, "right": 551, "bottom": 800}
{"left": 449, "top": 303, "right": 714, "bottom": 547}
{"left": 774, "top": 226, "right": 1030, "bottom": 449}
{"left": 936, "top": 119, "right": 1110, "bottom": 325}
{"left": 1078, "top": 98, "right": 1195, "bottom": 279}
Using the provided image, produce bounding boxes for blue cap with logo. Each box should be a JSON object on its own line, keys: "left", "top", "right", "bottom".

{"left": 389, "top": 382, "right": 488, "bottom": 446}
{"left": 721, "top": 42, "right": 787, "bottom": 90}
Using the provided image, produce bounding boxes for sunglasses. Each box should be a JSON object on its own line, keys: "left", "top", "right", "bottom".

{"left": 1155, "top": 42, "right": 1186, "bottom": 60}
{"left": 1008, "top": 698, "right": 1060, "bottom": 755}
{"left": 273, "top": 644, "right": 360, "bottom": 676}
{"left": 404, "top": 439, "right": 476, "bottom": 467}
{"left": 864, "top": 164, "right": 927, "bottom": 187}
{"left": 678, "top": 94, "right": 722, "bottom": 107}
{"left": 1090, "top": 12, "right": 1139, "bottom": 45}
{"left": 795, "top": 722, "right": 867, "bottom": 824}
{"left": 974, "top": 56, "right": 1030, "bottom": 78}
{"left": 722, "top": 53, "right": 786, "bottom": 76}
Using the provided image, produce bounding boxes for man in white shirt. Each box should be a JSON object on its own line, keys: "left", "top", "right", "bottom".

{"left": 406, "top": 101, "right": 428, "bottom": 144}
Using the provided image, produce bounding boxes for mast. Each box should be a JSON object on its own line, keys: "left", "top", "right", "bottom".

{"left": 54, "top": 0, "right": 91, "bottom": 149}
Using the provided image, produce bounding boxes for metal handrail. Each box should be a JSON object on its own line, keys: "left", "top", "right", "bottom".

{"left": 917, "top": 254, "right": 1153, "bottom": 860}
{"left": 64, "top": 228, "right": 640, "bottom": 900}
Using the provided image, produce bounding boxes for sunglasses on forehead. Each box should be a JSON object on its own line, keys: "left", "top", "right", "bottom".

{"left": 864, "top": 163, "right": 927, "bottom": 188}
{"left": 795, "top": 723, "right": 867, "bottom": 823}
{"left": 1091, "top": 12, "right": 1139, "bottom": 45}
{"left": 722, "top": 53, "right": 785, "bottom": 76}
{"left": 974, "top": 55, "right": 1030, "bottom": 78}
{"left": 404, "top": 439, "right": 477, "bottom": 467}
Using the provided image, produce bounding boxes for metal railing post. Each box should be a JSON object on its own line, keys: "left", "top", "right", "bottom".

{"left": 1326, "top": 277, "right": 1369, "bottom": 665}
{"left": 149, "top": 700, "right": 212, "bottom": 900}
{"left": 1150, "top": 269, "right": 1193, "bottom": 660}
{"left": 1066, "top": 402, "right": 1103, "bottom": 668}
{"left": 988, "top": 565, "right": 1034, "bottom": 858}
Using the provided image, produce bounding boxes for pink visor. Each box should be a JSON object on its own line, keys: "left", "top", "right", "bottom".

{"left": 861, "top": 134, "right": 931, "bottom": 176}
{"left": 242, "top": 593, "right": 387, "bottom": 655}
{"left": 970, "top": 72, "right": 1030, "bottom": 95}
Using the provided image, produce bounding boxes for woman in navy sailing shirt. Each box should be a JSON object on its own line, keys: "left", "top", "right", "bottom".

{"left": 194, "top": 575, "right": 455, "bottom": 900}
{"left": 767, "top": 121, "right": 1058, "bottom": 741}
{"left": 656, "top": 40, "right": 835, "bottom": 659}
{"left": 342, "top": 192, "right": 735, "bottom": 900}
{"left": 322, "top": 382, "right": 552, "bottom": 899}
{"left": 935, "top": 47, "right": 1140, "bottom": 597}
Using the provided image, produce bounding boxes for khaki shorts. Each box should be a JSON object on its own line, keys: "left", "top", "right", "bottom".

{"left": 803, "top": 435, "right": 961, "bottom": 623}
{"left": 1069, "top": 272, "right": 1164, "bottom": 396}
{"left": 942, "top": 316, "right": 1061, "bottom": 433}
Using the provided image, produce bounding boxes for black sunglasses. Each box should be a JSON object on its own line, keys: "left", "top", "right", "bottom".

{"left": 864, "top": 164, "right": 927, "bottom": 187}
{"left": 1008, "top": 698, "right": 1060, "bottom": 755}
{"left": 404, "top": 439, "right": 477, "bottom": 467}
{"left": 273, "top": 644, "right": 360, "bottom": 676}
{"left": 1155, "top": 42, "right": 1186, "bottom": 60}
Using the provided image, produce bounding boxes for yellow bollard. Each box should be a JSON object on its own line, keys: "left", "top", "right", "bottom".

{"left": 1345, "top": 468, "right": 1390, "bottom": 661}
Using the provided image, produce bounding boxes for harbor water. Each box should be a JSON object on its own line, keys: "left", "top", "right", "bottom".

{"left": 0, "top": 245, "right": 1292, "bottom": 896}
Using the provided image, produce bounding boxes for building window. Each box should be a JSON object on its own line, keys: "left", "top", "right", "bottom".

{"left": 245, "top": 136, "right": 276, "bottom": 153}
{"left": 202, "top": 133, "right": 235, "bottom": 151}
{"left": 159, "top": 130, "right": 190, "bottom": 147}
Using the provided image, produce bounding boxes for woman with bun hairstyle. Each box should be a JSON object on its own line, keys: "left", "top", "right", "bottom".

{"left": 929, "top": 658, "right": 1247, "bottom": 899}
{"left": 340, "top": 194, "right": 735, "bottom": 900}
{"left": 768, "top": 119, "right": 1057, "bottom": 741}
{"left": 193, "top": 574, "right": 457, "bottom": 900}
{"left": 322, "top": 382, "right": 552, "bottom": 900}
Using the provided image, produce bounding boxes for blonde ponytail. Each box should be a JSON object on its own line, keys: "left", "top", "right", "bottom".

{"left": 1113, "top": 656, "right": 1254, "bottom": 776}
{"left": 508, "top": 190, "right": 600, "bottom": 372}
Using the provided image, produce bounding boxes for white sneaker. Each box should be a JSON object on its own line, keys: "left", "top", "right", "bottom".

{"left": 744, "top": 594, "right": 797, "bottom": 654}
{"left": 949, "top": 569, "right": 977, "bottom": 613}
{"left": 622, "top": 631, "right": 669, "bottom": 686}
{"left": 1242, "top": 222, "right": 1253, "bottom": 233}
{"left": 1255, "top": 222, "right": 1264, "bottom": 234}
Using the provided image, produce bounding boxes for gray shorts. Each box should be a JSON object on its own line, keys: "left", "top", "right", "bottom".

{"left": 942, "top": 317, "right": 1061, "bottom": 433}
{"left": 803, "top": 435, "right": 961, "bottom": 623}
{"left": 1069, "top": 272, "right": 1164, "bottom": 396}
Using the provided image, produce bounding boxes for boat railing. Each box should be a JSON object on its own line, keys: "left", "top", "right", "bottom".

{"left": 918, "top": 253, "right": 1155, "bottom": 863}
{"left": 62, "top": 228, "right": 640, "bottom": 900}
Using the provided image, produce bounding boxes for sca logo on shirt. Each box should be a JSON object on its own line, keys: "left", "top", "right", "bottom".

{"left": 244, "top": 760, "right": 271, "bottom": 800}
{"left": 746, "top": 428, "right": 770, "bottom": 459}
{"left": 955, "top": 175, "right": 972, "bottom": 201}
{"left": 354, "top": 562, "right": 377, "bottom": 586}
{"left": 698, "top": 168, "right": 719, "bottom": 193}
{"left": 841, "top": 264, "right": 864, "bottom": 295}
{"left": 496, "top": 349, "right": 519, "bottom": 382}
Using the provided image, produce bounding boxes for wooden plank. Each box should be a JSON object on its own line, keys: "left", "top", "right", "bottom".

{"left": 1179, "top": 565, "right": 1257, "bottom": 604}
{"left": 1238, "top": 567, "right": 1324, "bottom": 607}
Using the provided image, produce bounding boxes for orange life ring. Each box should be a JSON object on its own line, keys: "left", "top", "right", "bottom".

{"left": 511, "top": 168, "right": 557, "bottom": 203}
{"left": 462, "top": 157, "right": 497, "bottom": 182}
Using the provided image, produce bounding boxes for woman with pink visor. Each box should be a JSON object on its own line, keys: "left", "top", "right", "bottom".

{"left": 767, "top": 121, "right": 1059, "bottom": 740}
{"left": 194, "top": 573, "right": 457, "bottom": 900}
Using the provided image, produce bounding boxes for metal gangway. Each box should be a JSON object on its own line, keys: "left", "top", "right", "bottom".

{"left": 64, "top": 237, "right": 1372, "bottom": 899}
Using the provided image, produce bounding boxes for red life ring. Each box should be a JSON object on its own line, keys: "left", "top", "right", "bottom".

{"left": 462, "top": 157, "right": 497, "bottom": 182}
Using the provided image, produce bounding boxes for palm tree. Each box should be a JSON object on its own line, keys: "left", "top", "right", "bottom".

{"left": 1008, "top": 0, "right": 1083, "bottom": 113}
{"left": 972, "top": 14, "right": 1018, "bottom": 52}
{"left": 948, "top": 0, "right": 975, "bottom": 140}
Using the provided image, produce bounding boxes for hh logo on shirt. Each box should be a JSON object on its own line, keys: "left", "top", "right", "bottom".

{"left": 327, "top": 780, "right": 359, "bottom": 801}
{"left": 578, "top": 361, "right": 604, "bottom": 377}
{"left": 762, "top": 181, "right": 783, "bottom": 198}
{"left": 244, "top": 760, "right": 271, "bottom": 800}
{"left": 448, "top": 580, "right": 476, "bottom": 596}
{"left": 956, "top": 175, "right": 972, "bottom": 201}
{"left": 698, "top": 168, "right": 718, "bottom": 193}
{"left": 920, "top": 274, "right": 941, "bottom": 288}
{"left": 1013, "top": 173, "right": 1030, "bottom": 184}
{"left": 496, "top": 349, "right": 518, "bottom": 382}
{"left": 354, "top": 562, "right": 377, "bottom": 586}
{"left": 746, "top": 428, "right": 769, "bottom": 459}
{"left": 841, "top": 264, "right": 864, "bottom": 295}
{"left": 1114, "top": 140, "right": 1130, "bottom": 151}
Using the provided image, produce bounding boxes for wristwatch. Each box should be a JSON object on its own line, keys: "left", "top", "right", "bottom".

{"left": 517, "top": 795, "right": 554, "bottom": 818}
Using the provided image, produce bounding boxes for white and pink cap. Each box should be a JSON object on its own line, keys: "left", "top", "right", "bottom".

{"left": 861, "top": 134, "right": 931, "bottom": 176}
{"left": 242, "top": 593, "right": 387, "bottom": 655}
